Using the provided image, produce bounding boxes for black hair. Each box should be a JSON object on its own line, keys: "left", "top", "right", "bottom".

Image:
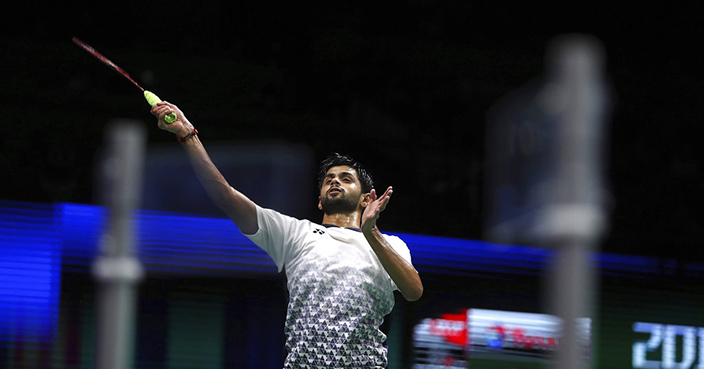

{"left": 317, "top": 153, "right": 374, "bottom": 194}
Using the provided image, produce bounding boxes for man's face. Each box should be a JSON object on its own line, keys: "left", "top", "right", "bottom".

{"left": 319, "top": 165, "right": 364, "bottom": 215}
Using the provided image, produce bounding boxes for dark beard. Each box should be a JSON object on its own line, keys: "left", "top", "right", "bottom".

{"left": 320, "top": 193, "right": 359, "bottom": 215}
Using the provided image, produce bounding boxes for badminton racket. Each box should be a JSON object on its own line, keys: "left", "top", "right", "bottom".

{"left": 72, "top": 37, "right": 177, "bottom": 123}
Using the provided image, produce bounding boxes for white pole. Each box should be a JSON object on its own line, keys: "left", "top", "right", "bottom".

{"left": 92, "top": 120, "right": 146, "bottom": 369}
{"left": 542, "top": 35, "right": 609, "bottom": 369}
{"left": 485, "top": 33, "right": 610, "bottom": 369}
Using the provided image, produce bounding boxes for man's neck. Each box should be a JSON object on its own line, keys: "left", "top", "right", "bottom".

{"left": 321, "top": 211, "right": 362, "bottom": 229}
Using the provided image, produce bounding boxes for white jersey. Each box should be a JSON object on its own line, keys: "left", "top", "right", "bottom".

{"left": 244, "top": 205, "right": 413, "bottom": 368}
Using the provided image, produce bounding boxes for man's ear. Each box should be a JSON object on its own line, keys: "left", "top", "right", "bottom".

{"left": 317, "top": 196, "right": 323, "bottom": 210}
{"left": 360, "top": 193, "right": 372, "bottom": 208}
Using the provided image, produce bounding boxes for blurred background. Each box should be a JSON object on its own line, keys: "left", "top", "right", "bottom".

{"left": 1, "top": 1, "right": 703, "bottom": 368}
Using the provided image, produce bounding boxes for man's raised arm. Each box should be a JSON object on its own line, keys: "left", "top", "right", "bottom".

{"left": 151, "top": 101, "right": 258, "bottom": 235}
{"left": 361, "top": 187, "right": 424, "bottom": 301}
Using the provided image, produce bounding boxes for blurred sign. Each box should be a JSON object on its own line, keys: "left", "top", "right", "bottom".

{"left": 413, "top": 308, "right": 591, "bottom": 368}
{"left": 632, "top": 322, "right": 704, "bottom": 368}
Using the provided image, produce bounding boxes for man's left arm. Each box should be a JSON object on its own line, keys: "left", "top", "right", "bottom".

{"left": 362, "top": 187, "right": 423, "bottom": 301}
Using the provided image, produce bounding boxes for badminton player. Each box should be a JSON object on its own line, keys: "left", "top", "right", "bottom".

{"left": 151, "top": 102, "right": 423, "bottom": 368}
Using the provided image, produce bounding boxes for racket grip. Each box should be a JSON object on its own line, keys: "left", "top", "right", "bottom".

{"left": 144, "top": 90, "right": 177, "bottom": 123}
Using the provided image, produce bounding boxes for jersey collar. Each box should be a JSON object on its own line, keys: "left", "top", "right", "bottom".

{"left": 322, "top": 224, "right": 362, "bottom": 233}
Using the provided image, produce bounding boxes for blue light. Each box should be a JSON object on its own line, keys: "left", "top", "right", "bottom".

{"left": 392, "top": 232, "right": 552, "bottom": 275}
{"left": 54, "top": 202, "right": 684, "bottom": 278}
{"left": 0, "top": 201, "right": 61, "bottom": 345}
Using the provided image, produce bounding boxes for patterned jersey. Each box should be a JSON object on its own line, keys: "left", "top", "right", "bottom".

{"left": 244, "top": 205, "right": 413, "bottom": 368}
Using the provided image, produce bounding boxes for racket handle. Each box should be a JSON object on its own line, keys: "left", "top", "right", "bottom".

{"left": 144, "top": 90, "right": 177, "bottom": 123}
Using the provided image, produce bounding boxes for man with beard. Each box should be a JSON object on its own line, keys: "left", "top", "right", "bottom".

{"left": 151, "top": 101, "right": 423, "bottom": 368}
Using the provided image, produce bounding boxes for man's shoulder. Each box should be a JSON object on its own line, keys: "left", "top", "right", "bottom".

{"left": 257, "top": 205, "right": 317, "bottom": 228}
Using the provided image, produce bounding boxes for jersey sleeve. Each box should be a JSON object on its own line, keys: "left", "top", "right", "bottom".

{"left": 383, "top": 234, "right": 414, "bottom": 291}
{"left": 243, "top": 205, "right": 306, "bottom": 272}
{"left": 385, "top": 234, "right": 413, "bottom": 265}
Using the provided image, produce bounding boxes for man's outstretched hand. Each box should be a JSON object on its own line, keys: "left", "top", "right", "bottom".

{"left": 151, "top": 101, "right": 194, "bottom": 140}
{"left": 361, "top": 186, "right": 393, "bottom": 233}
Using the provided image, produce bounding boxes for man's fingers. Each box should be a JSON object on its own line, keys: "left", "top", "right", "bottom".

{"left": 152, "top": 105, "right": 169, "bottom": 116}
{"left": 369, "top": 188, "right": 377, "bottom": 202}
{"left": 379, "top": 196, "right": 390, "bottom": 211}
{"left": 377, "top": 186, "right": 393, "bottom": 203}
{"left": 383, "top": 186, "right": 393, "bottom": 199}
{"left": 155, "top": 107, "right": 176, "bottom": 123}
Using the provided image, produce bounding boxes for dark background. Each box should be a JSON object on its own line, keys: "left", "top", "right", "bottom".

{"left": 1, "top": 1, "right": 702, "bottom": 261}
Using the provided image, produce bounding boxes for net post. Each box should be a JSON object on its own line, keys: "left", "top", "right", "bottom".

{"left": 485, "top": 33, "right": 612, "bottom": 369}
{"left": 92, "top": 120, "right": 146, "bottom": 369}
